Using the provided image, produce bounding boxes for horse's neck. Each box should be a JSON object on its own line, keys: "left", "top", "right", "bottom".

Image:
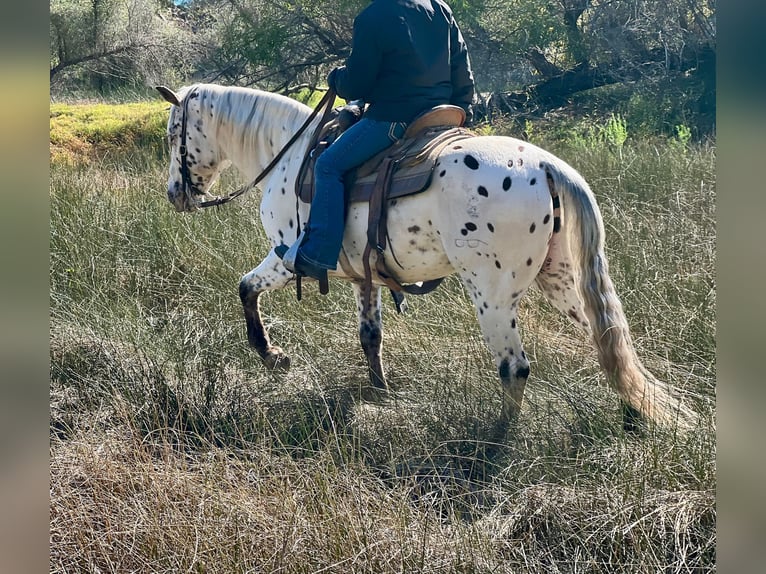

{"left": 211, "top": 88, "right": 315, "bottom": 182}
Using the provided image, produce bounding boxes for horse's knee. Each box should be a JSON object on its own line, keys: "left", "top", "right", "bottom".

{"left": 239, "top": 276, "right": 253, "bottom": 305}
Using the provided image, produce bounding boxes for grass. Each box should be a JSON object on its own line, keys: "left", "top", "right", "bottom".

{"left": 50, "top": 100, "right": 169, "bottom": 164}
{"left": 50, "top": 106, "right": 715, "bottom": 573}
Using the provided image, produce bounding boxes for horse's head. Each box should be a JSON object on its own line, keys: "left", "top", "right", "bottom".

{"left": 156, "top": 85, "right": 229, "bottom": 212}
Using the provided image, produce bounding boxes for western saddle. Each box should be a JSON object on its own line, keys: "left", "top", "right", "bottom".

{"left": 295, "top": 103, "right": 476, "bottom": 301}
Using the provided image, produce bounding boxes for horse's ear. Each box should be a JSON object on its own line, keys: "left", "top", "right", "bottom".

{"left": 156, "top": 85, "right": 181, "bottom": 106}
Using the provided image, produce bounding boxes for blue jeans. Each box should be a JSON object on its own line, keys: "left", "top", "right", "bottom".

{"left": 299, "top": 118, "right": 408, "bottom": 269}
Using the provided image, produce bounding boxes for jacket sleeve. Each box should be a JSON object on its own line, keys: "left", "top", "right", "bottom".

{"left": 449, "top": 18, "right": 475, "bottom": 114}
{"left": 332, "top": 12, "right": 382, "bottom": 101}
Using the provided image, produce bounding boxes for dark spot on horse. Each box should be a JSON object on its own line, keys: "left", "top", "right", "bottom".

{"left": 487, "top": 223, "right": 494, "bottom": 232}
{"left": 518, "top": 158, "right": 523, "bottom": 166}
{"left": 526, "top": 258, "right": 533, "bottom": 266}
{"left": 511, "top": 319, "right": 516, "bottom": 328}
{"left": 568, "top": 310, "right": 580, "bottom": 322}
{"left": 478, "top": 185, "right": 488, "bottom": 197}
{"left": 440, "top": 170, "right": 446, "bottom": 177}
{"left": 483, "top": 301, "right": 489, "bottom": 309}
{"left": 278, "top": 230, "right": 284, "bottom": 239}
{"left": 463, "top": 155, "right": 479, "bottom": 170}
{"left": 453, "top": 145, "right": 463, "bottom": 150}
{"left": 408, "top": 225, "right": 421, "bottom": 233}
{"left": 521, "top": 351, "right": 527, "bottom": 359}
{"left": 465, "top": 222, "right": 477, "bottom": 231}
{"left": 502, "top": 177, "right": 512, "bottom": 191}
{"left": 515, "top": 365, "right": 530, "bottom": 379}
{"left": 288, "top": 219, "right": 294, "bottom": 228}
{"left": 461, "top": 229, "right": 468, "bottom": 236}
{"left": 195, "top": 147, "right": 201, "bottom": 153}
{"left": 529, "top": 223, "right": 536, "bottom": 233}
{"left": 454, "top": 159, "right": 458, "bottom": 163}
{"left": 479, "top": 308, "right": 484, "bottom": 315}
{"left": 530, "top": 178, "right": 537, "bottom": 185}
{"left": 499, "top": 359, "right": 511, "bottom": 379}
{"left": 543, "top": 214, "right": 551, "bottom": 224}
{"left": 507, "top": 159, "right": 514, "bottom": 167}
{"left": 281, "top": 188, "right": 286, "bottom": 195}
{"left": 495, "top": 260, "right": 501, "bottom": 269}
{"left": 428, "top": 220, "right": 432, "bottom": 226}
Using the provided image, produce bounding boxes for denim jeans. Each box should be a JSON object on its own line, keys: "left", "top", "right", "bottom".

{"left": 299, "top": 118, "right": 408, "bottom": 269}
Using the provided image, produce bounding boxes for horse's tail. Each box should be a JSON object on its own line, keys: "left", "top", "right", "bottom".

{"left": 542, "top": 160, "right": 696, "bottom": 430}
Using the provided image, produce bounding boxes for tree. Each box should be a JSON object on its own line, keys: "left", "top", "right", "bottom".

{"left": 50, "top": 0, "right": 194, "bottom": 91}
{"left": 480, "top": 0, "right": 715, "bottom": 123}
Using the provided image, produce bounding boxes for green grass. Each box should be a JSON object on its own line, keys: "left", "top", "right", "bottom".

{"left": 50, "top": 100, "right": 169, "bottom": 163}
{"left": 50, "top": 110, "right": 715, "bottom": 573}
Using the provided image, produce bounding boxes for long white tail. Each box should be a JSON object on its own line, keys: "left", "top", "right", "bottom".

{"left": 543, "top": 160, "right": 696, "bottom": 430}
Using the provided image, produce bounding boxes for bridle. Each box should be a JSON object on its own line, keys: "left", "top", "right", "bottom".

{"left": 176, "top": 85, "right": 204, "bottom": 205}
{"left": 175, "top": 85, "right": 337, "bottom": 210}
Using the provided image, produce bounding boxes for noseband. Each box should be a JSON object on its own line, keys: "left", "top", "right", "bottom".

{"left": 174, "top": 86, "right": 338, "bottom": 210}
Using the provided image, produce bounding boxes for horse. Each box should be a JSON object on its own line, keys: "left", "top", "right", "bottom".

{"left": 156, "top": 83, "right": 694, "bottom": 432}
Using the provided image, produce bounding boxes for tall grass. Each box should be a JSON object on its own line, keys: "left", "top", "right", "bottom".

{"left": 50, "top": 122, "right": 715, "bottom": 572}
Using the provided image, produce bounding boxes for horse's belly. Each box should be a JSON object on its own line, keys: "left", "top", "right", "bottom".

{"left": 342, "top": 192, "right": 455, "bottom": 283}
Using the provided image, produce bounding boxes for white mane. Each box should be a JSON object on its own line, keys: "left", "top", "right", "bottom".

{"left": 180, "top": 83, "right": 314, "bottom": 180}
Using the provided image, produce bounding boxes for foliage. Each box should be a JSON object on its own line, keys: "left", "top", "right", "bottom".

{"left": 50, "top": 0, "right": 195, "bottom": 91}
{"left": 49, "top": 0, "right": 716, "bottom": 137}
{"left": 50, "top": 100, "right": 169, "bottom": 163}
{"left": 49, "top": 106, "right": 715, "bottom": 572}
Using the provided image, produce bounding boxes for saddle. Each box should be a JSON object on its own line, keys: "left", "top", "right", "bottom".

{"left": 295, "top": 104, "right": 476, "bottom": 298}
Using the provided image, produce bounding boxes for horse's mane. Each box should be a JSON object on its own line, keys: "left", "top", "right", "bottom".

{"left": 180, "top": 83, "right": 313, "bottom": 165}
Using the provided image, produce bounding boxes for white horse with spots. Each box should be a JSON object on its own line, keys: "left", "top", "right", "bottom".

{"left": 157, "top": 83, "right": 694, "bottom": 431}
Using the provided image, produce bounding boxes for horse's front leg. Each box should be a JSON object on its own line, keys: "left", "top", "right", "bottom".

{"left": 353, "top": 283, "right": 387, "bottom": 389}
{"left": 238, "top": 250, "right": 294, "bottom": 370}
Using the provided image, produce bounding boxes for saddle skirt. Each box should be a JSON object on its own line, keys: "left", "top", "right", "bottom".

{"left": 297, "top": 106, "right": 475, "bottom": 205}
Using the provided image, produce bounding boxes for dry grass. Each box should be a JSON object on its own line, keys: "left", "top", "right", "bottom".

{"left": 50, "top": 114, "right": 715, "bottom": 572}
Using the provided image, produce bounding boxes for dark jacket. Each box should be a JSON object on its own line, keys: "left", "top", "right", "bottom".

{"left": 330, "top": 0, "right": 475, "bottom": 123}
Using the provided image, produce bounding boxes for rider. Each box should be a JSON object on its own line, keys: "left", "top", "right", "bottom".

{"left": 279, "top": 0, "right": 475, "bottom": 283}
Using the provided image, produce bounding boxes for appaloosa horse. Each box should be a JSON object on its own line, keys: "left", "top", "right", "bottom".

{"left": 157, "top": 83, "right": 693, "bottom": 430}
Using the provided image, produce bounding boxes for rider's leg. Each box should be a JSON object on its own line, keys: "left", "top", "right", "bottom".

{"left": 292, "top": 118, "right": 407, "bottom": 271}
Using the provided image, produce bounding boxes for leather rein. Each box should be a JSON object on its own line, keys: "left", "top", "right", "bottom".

{"left": 177, "top": 86, "right": 337, "bottom": 209}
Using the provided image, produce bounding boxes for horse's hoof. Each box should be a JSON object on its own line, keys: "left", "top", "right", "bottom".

{"left": 359, "top": 384, "right": 389, "bottom": 404}
{"left": 262, "top": 347, "right": 291, "bottom": 371}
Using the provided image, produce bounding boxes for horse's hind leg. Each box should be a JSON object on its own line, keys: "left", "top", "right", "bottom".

{"left": 238, "top": 251, "right": 293, "bottom": 370}
{"left": 461, "top": 273, "right": 531, "bottom": 426}
{"left": 353, "top": 283, "right": 387, "bottom": 389}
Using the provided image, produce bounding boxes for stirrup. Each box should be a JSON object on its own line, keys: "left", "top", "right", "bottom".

{"left": 274, "top": 235, "right": 330, "bottom": 296}
{"left": 281, "top": 230, "right": 306, "bottom": 274}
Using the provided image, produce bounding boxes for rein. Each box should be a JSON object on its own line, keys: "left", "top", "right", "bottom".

{"left": 178, "top": 87, "right": 338, "bottom": 209}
